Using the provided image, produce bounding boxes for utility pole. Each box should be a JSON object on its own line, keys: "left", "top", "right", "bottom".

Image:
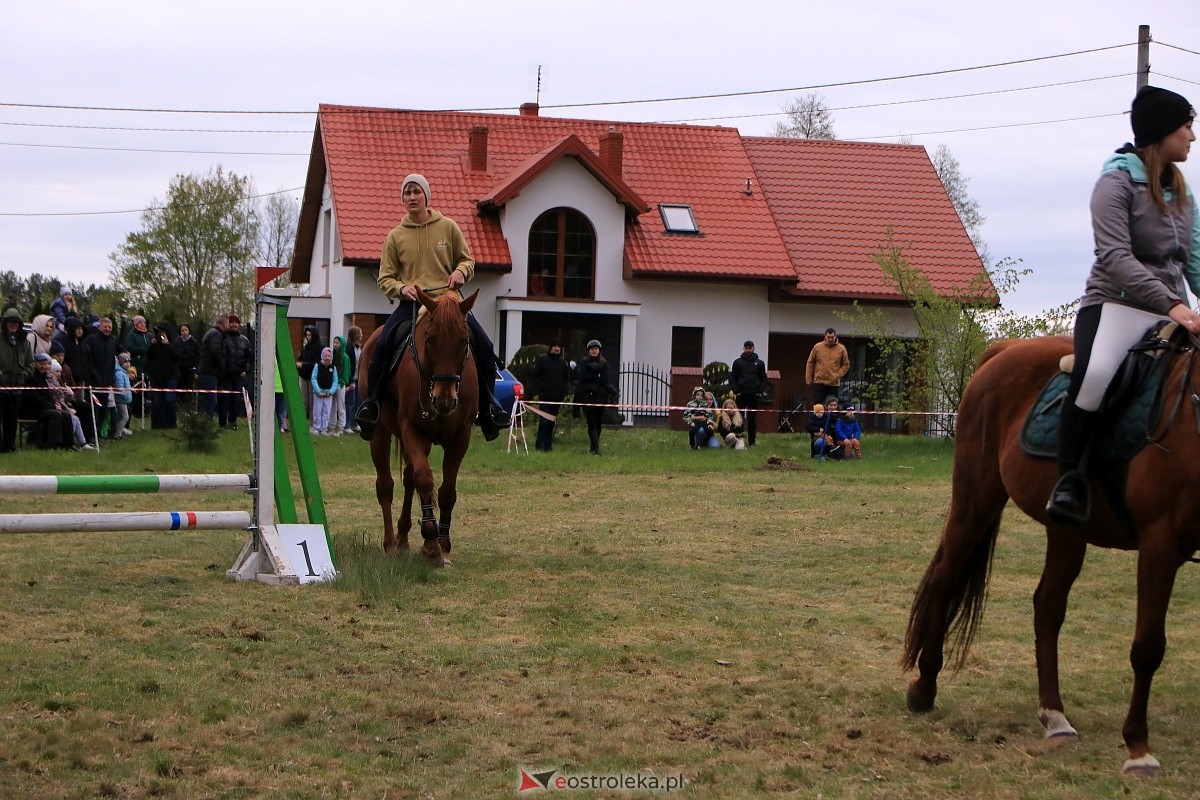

{"left": 1136, "top": 25, "right": 1150, "bottom": 90}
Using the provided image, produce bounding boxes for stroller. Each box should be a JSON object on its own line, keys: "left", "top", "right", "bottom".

{"left": 776, "top": 394, "right": 807, "bottom": 433}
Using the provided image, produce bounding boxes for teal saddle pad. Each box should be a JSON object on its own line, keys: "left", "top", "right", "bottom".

{"left": 1020, "top": 363, "right": 1169, "bottom": 461}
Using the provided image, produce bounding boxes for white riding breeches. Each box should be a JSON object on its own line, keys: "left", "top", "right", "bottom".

{"left": 1075, "top": 302, "right": 1170, "bottom": 412}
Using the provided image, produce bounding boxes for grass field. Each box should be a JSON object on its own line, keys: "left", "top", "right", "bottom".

{"left": 2, "top": 419, "right": 1200, "bottom": 798}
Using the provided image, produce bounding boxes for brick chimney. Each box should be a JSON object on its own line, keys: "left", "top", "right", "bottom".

{"left": 600, "top": 127, "right": 624, "bottom": 178}
{"left": 468, "top": 125, "right": 488, "bottom": 172}
{"left": 519, "top": 102, "right": 539, "bottom": 117}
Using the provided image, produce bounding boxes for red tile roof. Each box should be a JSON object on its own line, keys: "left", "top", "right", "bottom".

{"left": 297, "top": 104, "right": 987, "bottom": 301}
{"left": 743, "top": 137, "right": 987, "bottom": 299}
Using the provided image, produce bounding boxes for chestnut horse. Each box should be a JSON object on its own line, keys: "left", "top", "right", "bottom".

{"left": 903, "top": 334, "right": 1200, "bottom": 777}
{"left": 359, "top": 288, "right": 479, "bottom": 566}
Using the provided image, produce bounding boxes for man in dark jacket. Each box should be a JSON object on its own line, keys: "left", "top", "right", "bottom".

{"left": 729, "top": 340, "right": 768, "bottom": 447}
{"left": 0, "top": 307, "right": 34, "bottom": 452}
{"left": 530, "top": 337, "right": 572, "bottom": 452}
{"left": 81, "top": 316, "right": 117, "bottom": 441}
{"left": 221, "top": 314, "right": 252, "bottom": 430}
{"left": 197, "top": 315, "right": 228, "bottom": 419}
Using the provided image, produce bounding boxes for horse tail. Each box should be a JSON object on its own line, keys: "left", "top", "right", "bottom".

{"left": 901, "top": 517, "right": 999, "bottom": 673}
{"left": 902, "top": 339, "right": 1014, "bottom": 674}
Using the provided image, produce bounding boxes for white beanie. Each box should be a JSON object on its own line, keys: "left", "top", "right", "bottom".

{"left": 402, "top": 173, "right": 431, "bottom": 204}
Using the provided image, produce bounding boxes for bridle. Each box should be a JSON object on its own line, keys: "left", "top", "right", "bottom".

{"left": 406, "top": 292, "right": 470, "bottom": 420}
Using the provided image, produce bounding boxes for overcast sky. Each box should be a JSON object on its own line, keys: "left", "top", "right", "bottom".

{"left": 2, "top": 0, "right": 1197, "bottom": 317}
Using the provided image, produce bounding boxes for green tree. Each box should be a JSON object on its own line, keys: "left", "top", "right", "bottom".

{"left": 841, "top": 231, "right": 1077, "bottom": 435}
{"left": 110, "top": 166, "right": 259, "bottom": 325}
{"left": 773, "top": 92, "right": 836, "bottom": 139}
{"left": 839, "top": 230, "right": 996, "bottom": 435}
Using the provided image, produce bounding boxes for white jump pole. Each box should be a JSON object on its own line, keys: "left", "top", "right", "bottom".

{"left": 0, "top": 511, "right": 253, "bottom": 534}
{"left": 0, "top": 474, "right": 253, "bottom": 494}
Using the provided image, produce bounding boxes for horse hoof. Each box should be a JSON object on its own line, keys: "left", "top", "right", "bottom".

{"left": 1123, "top": 754, "right": 1161, "bottom": 778}
{"left": 1037, "top": 708, "right": 1079, "bottom": 741}
{"left": 906, "top": 681, "right": 935, "bottom": 713}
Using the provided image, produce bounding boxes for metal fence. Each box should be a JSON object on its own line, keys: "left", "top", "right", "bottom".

{"left": 617, "top": 362, "right": 672, "bottom": 424}
{"left": 837, "top": 379, "right": 956, "bottom": 437}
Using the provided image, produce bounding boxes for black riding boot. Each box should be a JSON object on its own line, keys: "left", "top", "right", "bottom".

{"left": 354, "top": 356, "right": 384, "bottom": 440}
{"left": 1045, "top": 403, "right": 1099, "bottom": 526}
{"left": 468, "top": 325, "right": 510, "bottom": 441}
{"left": 475, "top": 372, "right": 510, "bottom": 441}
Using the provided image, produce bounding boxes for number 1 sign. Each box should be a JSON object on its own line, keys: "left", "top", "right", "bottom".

{"left": 275, "top": 524, "right": 337, "bottom": 583}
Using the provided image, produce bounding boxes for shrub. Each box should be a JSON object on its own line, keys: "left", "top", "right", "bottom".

{"left": 176, "top": 402, "right": 220, "bottom": 453}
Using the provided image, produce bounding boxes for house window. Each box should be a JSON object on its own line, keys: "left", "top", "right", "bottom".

{"left": 527, "top": 208, "right": 596, "bottom": 299}
{"left": 671, "top": 326, "right": 704, "bottom": 367}
{"left": 659, "top": 204, "right": 699, "bottom": 234}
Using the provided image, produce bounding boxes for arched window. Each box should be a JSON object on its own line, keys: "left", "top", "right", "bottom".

{"left": 527, "top": 208, "right": 596, "bottom": 300}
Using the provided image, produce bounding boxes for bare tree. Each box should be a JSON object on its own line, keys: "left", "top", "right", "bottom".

{"left": 931, "top": 143, "right": 990, "bottom": 267}
{"left": 258, "top": 192, "right": 300, "bottom": 285}
{"left": 773, "top": 92, "right": 836, "bottom": 139}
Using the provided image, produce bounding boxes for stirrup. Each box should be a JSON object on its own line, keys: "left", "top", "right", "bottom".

{"left": 489, "top": 404, "right": 511, "bottom": 428}
{"left": 1046, "top": 471, "right": 1090, "bottom": 526}
{"left": 355, "top": 400, "right": 379, "bottom": 426}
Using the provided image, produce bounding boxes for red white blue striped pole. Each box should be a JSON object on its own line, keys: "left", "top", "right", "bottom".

{"left": 0, "top": 511, "right": 252, "bottom": 534}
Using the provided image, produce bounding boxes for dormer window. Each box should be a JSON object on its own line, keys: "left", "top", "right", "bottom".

{"left": 659, "top": 203, "right": 699, "bottom": 234}
{"left": 527, "top": 207, "right": 596, "bottom": 299}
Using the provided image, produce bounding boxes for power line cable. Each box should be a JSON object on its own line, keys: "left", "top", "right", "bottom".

{"left": 1, "top": 74, "right": 1130, "bottom": 133}
{"left": 0, "top": 141, "right": 306, "bottom": 156}
{"left": 0, "top": 186, "right": 303, "bottom": 217}
{"left": 0, "top": 121, "right": 312, "bottom": 134}
{"left": 853, "top": 111, "right": 1125, "bottom": 142}
{"left": 1151, "top": 72, "right": 1200, "bottom": 88}
{"left": 659, "top": 74, "right": 1130, "bottom": 125}
{"left": 529, "top": 43, "right": 1135, "bottom": 111}
{"left": 0, "top": 42, "right": 1134, "bottom": 117}
{"left": 1156, "top": 40, "right": 1200, "bottom": 58}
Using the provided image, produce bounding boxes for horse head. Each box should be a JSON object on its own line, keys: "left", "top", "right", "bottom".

{"left": 414, "top": 288, "right": 477, "bottom": 417}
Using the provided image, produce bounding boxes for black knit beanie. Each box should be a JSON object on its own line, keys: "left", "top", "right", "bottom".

{"left": 1131, "top": 86, "right": 1195, "bottom": 148}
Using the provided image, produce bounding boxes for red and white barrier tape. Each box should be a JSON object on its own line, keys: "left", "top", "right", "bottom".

{"left": 521, "top": 399, "right": 956, "bottom": 418}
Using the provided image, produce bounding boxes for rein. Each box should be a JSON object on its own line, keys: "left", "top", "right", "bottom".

{"left": 1148, "top": 328, "right": 1200, "bottom": 442}
{"left": 407, "top": 299, "right": 470, "bottom": 420}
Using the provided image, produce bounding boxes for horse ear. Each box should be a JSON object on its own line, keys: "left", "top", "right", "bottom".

{"left": 460, "top": 289, "right": 480, "bottom": 314}
{"left": 416, "top": 287, "right": 437, "bottom": 313}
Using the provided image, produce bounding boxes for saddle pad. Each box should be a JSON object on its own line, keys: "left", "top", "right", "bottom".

{"left": 1020, "top": 366, "right": 1166, "bottom": 462}
{"left": 1020, "top": 372, "right": 1069, "bottom": 458}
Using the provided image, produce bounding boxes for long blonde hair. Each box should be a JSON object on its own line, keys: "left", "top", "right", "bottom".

{"left": 720, "top": 399, "right": 743, "bottom": 430}
{"left": 1140, "top": 143, "right": 1190, "bottom": 214}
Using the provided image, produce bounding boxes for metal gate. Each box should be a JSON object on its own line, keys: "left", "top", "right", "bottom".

{"left": 617, "top": 362, "right": 672, "bottom": 426}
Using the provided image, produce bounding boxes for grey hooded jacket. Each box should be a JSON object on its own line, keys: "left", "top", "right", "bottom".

{"left": 1081, "top": 148, "right": 1200, "bottom": 314}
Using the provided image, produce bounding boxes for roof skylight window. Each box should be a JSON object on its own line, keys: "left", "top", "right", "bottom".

{"left": 659, "top": 203, "right": 699, "bottom": 234}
